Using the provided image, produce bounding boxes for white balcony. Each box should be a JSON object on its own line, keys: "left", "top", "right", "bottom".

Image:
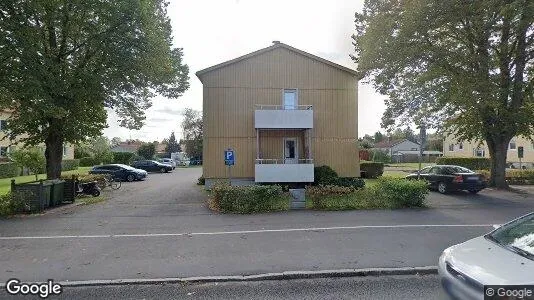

{"left": 254, "top": 159, "right": 314, "bottom": 183}
{"left": 255, "top": 105, "right": 313, "bottom": 129}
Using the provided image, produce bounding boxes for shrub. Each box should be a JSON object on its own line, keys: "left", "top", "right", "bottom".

{"left": 0, "top": 192, "right": 25, "bottom": 216}
{"left": 210, "top": 184, "right": 290, "bottom": 213}
{"left": 60, "top": 174, "right": 107, "bottom": 185}
{"left": 61, "top": 159, "right": 80, "bottom": 171}
{"left": 477, "top": 169, "right": 534, "bottom": 185}
{"left": 79, "top": 157, "right": 97, "bottom": 167}
{"left": 0, "top": 162, "right": 20, "bottom": 179}
{"left": 313, "top": 165, "right": 338, "bottom": 185}
{"left": 360, "top": 162, "right": 384, "bottom": 178}
{"left": 113, "top": 152, "right": 135, "bottom": 165}
{"left": 369, "top": 149, "right": 391, "bottom": 163}
{"left": 197, "top": 175, "right": 205, "bottom": 185}
{"left": 375, "top": 177, "right": 428, "bottom": 208}
{"left": 435, "top": 157, "right": 491, "bottom": 170}
{"left": 332, "top": 177, "right": 365, "bottom": 189}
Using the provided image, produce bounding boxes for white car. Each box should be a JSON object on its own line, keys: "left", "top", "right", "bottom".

{"left": 439, "top": 212, "right": 534, "bottom": 300}
{"left": 159, "top": 158, "right": 176, "bottom": 169}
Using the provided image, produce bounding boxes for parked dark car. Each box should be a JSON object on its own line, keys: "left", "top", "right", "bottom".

{"left": 89, "top": 164, "right": 147, "bottom": 182}
{"left": 406, "top": 165, "right": 487, "bottom": 194}
{"left": 131, "top": 160, "right": 173, "bottom": 173}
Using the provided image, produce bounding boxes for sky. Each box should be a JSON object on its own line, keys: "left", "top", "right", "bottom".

{"left": 103, "top": 0, "right": 387, "bottom": 142}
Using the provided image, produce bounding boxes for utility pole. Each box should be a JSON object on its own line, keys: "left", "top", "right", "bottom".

{"left": 418, "top": 124, "right": 426, "bottom": 178}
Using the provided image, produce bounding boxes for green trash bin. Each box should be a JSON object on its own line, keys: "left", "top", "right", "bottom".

{"left": 41, "top": 181, "right": 53, "bottom": 208}
{"left": 49, "top": 180, "right": 65, "bottom": 206}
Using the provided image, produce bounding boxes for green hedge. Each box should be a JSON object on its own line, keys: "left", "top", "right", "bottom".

{"left": 79, "top": 157, "right": 98, "bottom": 167}
{"left": 478, "top": 169, "right": 534, "bottom": 185}
{"left": 0, "top": 163, "right": 20, "bottom": 179}
{"left": 61, "top": 159, "right": 80, "bottom": 171}
{"left": 113, "top": 152, "right": 135, "bottom": 165}
{"left": 435, "top": 157, "right": 491, "bottom": 170}
{"left": 314, "top": 165, "right": 338, "bottom": 185}
{"left": 360, "top": 162, "right": 384, "bottom": 178}
{"left": 0, "top": 192, "right": 25, "bottom": 216}
{"left": 307, "top": 177, "right": 428, "bottom": 210}
{"left": 210, "top": 184, "right": 290, "bottom": 213}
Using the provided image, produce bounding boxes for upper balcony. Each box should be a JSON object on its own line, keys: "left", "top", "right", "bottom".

{"left": 254, "top": 105, "right": 313, "bottom": 129}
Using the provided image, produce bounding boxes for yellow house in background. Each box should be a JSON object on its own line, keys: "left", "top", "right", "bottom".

{"left": 197, "top": 42, "right": 359, "bottom": 186}
{"left": 0, "top": 111, "right": 75, "bottom": 160}
{"left": 443, "top": 135, "right": 534, "bottom": 164}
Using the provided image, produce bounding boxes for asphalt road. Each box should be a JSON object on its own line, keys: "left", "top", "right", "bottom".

{"left": 0, "top": 167, "right": 533, "bottom": 283}
{"left": 0, "top": 275, "right": 446, "bottom": 300}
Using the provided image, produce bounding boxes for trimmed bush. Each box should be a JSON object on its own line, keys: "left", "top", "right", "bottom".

{"left": 314, "top": 165, "right": 338, "bottom": 185}
{"left": 478, "top": 169, "right": 534, "bottom": 185}
{"left": 210, "top": 184, "right": 290, "bottom": 213}
{"left": 332, "top": 177, "right": 365, "bottom": 189}
{"left": 113, "top": 152, "right": 135, "bottom": 165}
{"left": 61, "top": 159, "right": 80, "bottom": 171}
{"left": 79, "top": 157, "right": 98, "bottom": 167}
{"left": 375, "top": 177, "right": 428, "bottom": 208}
{"left": 435, "top": 157, "right": 491, "bottom": 170}
{"left": 0, "top": 162, "right": 20, "bottom": 179}
{"left": 360, "top": 162, "right": 384, "bottom": 178}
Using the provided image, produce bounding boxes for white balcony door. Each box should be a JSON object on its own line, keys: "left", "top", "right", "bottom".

{"left": 283, "top": 89, "right": 298, "bottom": 110}
{"left": 284, "top": 138, "right": 298, "bottom": 164}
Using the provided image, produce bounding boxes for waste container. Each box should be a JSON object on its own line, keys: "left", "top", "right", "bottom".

{"left": 48, "top": 179, "right": 65, "bottom": 206}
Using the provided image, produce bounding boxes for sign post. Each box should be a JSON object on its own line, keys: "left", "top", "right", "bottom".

{"left": 224, "top": 149, "right": 235, "bottom": 185}
{"left": 418, "top": 124, "right": 427, "bottom": 179}
{"left": 518, "top": 146, "right": 524, "bottom": 169}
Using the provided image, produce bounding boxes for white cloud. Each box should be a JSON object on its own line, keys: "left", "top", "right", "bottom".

{"left": 103, "top": 0, "right": 385, "bottom": 141}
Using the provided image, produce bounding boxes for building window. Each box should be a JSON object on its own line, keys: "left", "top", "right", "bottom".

{"left": 509, "top": 141, "right": 516, "bottom": 150}
{"left": 63, "top": 145, "right": 68, "bottom": 156}
{"left": 0, "top": 120, "right": 7, "bottom": 131}
{"left": 0, "top": 146, "right": 9, "bottom": 157}
{"left": 448, "top": 144, "right": 454, "bottom": 151}
{"left": 283, "top": 89, "right": 298, "bottom": 110}
{"left": 473, "top": 148, "right": 485, "bottom": 157}
{"left": 458, "top": 143, "right": 463, "bottom": 150}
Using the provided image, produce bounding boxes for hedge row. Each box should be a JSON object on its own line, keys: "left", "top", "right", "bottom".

{"left": 360, "top": 162, "right": 384, "bottom": 179}
{"left": 307, "top": 177, "right": 428, "bottom": 210}
{"left": 435, "top": 157, "right": 491, "bottom": 170}
{"left": 478, "top": 169, "right": 534, "bottom": 185}
{"left": 61, "top": 159, "right": 80, "bottom": 171}
{"left": 0, "top": 163, "right": 20, "bottom": 179}
{"left": 113, "top": 152, "right": 135, "bottom": 165}
{"left": 210, "top": 184, "right": 290, "bottom": 213}
{"left": 313, "top": 165, "right": 365, "bottom": 188}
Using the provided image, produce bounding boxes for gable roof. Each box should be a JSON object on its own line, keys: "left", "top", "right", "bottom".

{"left": 195, "top": 41, "right": 358, "bottom": 79}
{"left": 374, "top": 139, "right": 419, "bottom": 149}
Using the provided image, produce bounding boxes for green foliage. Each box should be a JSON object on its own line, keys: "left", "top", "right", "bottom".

{"left": 9, "top": 148, "right": 45, "bottom": 180}
{"left": 0, "top": 0, "right": 189, "bottom": 178}
{"left": 370, "top": 149, "right": 391, "bottom": 163}
{"left": 478, "top": 169, "right": 534, "bottom": 185}
{"left": 197, "top": 176, "right": 205, "bottom": 185}
{"left": 375, "top": 177, "right": 428, "bottom": 208}
{"left": 210, "top": 184, "right": 290, "bottom": 214}
{"left": 333, "top": 177, "right": 366, "bottom": 189}
{"left": 360, "top": 162, "right": 384, "bottom": 178}
{"left": 352, "top": 0, "right": 534, "bottom": 188}
{"left": 79, "top": 157, "right": 98, "bottom": 167}
{"left": 112, "top": 152, "right": 135, "bottom": 165}
{"left": 0, "top": 192, "right": 24, "bottom": 216}
{"left": 74, "top": 147, "right": 91, "bottom": 159}
{"left": 313, "top": 165, "right": 339, "bottom": 185}
{"left": 435, "top": 157, "right": 491, "bottom": 171}
{"left": 165, "top": 132, "right": 181, "bottom": 154}
{"left": 0, "top": 163, "right": 20, "bottom": 179}
{"left": 61, "top": 159, "right": 80, "bottom": 171}
{"left": 87, "top": 136, "right": 113, "bottom": 165}
{"left": 181, "top": 108, "right": 203, "bottom": 159}
{"left": 137, "top": 143, "right": 156, "bottom": 160}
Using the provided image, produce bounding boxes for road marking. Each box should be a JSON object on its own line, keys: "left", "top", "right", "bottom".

{"left": 0, "top": 224, "right": 492, "bottom": 240}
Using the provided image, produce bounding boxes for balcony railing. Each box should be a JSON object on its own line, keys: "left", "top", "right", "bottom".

{"left": 255, "top": 161, "right": 314, "bottom": 183}
{"left": 255, "top": 159, "right": 314, "bottom": 164}
{"left": 254, "top": 105, "right": 313, "bottom": 129}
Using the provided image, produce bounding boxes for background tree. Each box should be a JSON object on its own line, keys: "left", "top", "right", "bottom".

{"left": 373, "top": 131, "right": 384, "bottom": 143}
{"left": 353, "top": 0, "right": 534, "bottom": 187}
{"left": 165, "top": 132, "right": 181, "bottom": 155}
{"left": 181, "top": 108, "right": 203, "bottom": 159}
{"left": 137, "top": 143, "right": 156, "bottom": 160}
{"left": 0, "top": 0, "right": 189, "bottom": 179}
{"left": 88, "top": 136, "right": 113, "bottom": 164}
{"left": 110, "top": 137, "right": 122, "bottom": 148}
{"left": 9, "top": 148, "right": 45, "bottom": 180}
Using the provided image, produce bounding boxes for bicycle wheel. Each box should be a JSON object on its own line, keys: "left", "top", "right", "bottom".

{"left": 97, "top": 178, "right": 108, "bottom": 190}
{"left": 110, "top": 178, "right": 121, "bottom": 190}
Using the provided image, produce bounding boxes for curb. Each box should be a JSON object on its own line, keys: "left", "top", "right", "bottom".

{"left": 3, "top": 266, "right": 438, "bottom": 288}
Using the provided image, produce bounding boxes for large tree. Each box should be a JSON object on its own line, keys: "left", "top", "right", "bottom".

{"left": 181, "top": 108, "right": 202, "bottom": 159}
{"left": 165, "top": 131, "right": 181, "bottom": 154}
{"left": 353, "top": 0, "right": 534, "bottom": 188}
{"left": 0, "top": 0, "right": 189, "bottom": 179}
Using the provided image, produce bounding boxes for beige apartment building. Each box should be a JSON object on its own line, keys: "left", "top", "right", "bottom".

{"left": 0, "top": 111, "right": 75, "bottom": 160}
{"left": 197, "top": 42, "right": 359, "bottom": 185}
{"left": 444, "top": 135, "right": 534, "bottom": 163}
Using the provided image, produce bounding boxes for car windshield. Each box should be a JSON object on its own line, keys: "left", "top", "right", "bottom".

{"left": 116, "top": 164, "right": 134, "bottom": 170}
{"left": 443, "top": 166, "right": 473, "bottom": 173}
{"left": 487, "top": 213, "right": 534, "bottom": 258}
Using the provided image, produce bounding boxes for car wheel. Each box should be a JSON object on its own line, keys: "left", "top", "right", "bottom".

{"left": 437, "top": 182, "right": 448, "bottom": 194}
{"left": 126, "top": 174, "right": 135, "bottom": 182}
{"left": 469, "top": 190, "right": 480, "bottom": 194}
{"left": 92, "top": 189, "right": 101, "bottom": 197}
{"left": 160, "top": 167, "right": 166, "bottom": 173}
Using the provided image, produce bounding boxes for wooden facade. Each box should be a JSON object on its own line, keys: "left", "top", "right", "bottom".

{"left": 197, "top": 43, "right": 359, "bottom": 180}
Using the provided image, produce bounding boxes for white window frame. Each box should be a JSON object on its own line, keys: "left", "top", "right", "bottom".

{"left": 282, "top": 89, "right": 298, "bottom": 110}
{"left": 473, "top": 148, "right": 485, "bottom": 157}
{"left": 509, "top": 141, "right": 517, "bottom": 150}
{"left": 63, "top": 145, "right": 68, "bottom": 156}
{"left": 448, "top": 144, "right": 454, "bottom": 152}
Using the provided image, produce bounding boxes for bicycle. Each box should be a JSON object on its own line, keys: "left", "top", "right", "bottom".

{"left": 98, "top": 174, "right": 121, "bottom": 190}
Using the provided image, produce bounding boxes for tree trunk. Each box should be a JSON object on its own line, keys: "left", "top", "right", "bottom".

{"left": 486, "top": 138, "right": 510, "bottom": 189}
{"left": 45, "top": 130, "right": 64, "bottom": 179}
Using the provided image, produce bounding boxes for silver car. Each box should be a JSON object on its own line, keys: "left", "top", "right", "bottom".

{"left": 439, "top": 212, "right": 534, "bottom": 300}
{"left": 159, "top": 158, "right": 176, "bottom": 169}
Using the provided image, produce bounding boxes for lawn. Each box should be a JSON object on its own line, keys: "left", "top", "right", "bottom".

{"left": 0, "top": 167, "right": 91, "bottom": 196}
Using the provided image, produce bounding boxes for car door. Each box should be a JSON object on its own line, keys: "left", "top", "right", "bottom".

{"left": 427, "top": 167, "right": 441, "bottom": 188}
{"left": 149, "top": 161, "right": 159, "bottom": 172}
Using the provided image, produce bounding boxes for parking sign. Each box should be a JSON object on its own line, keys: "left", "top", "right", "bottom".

{"left": 224, "top": 149, "right": 234, "bottom": 166}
